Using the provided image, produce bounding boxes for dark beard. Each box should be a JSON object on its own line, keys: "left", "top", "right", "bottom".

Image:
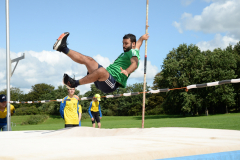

{"left": 123, "top": 43, "right": 132, "bottom": 52}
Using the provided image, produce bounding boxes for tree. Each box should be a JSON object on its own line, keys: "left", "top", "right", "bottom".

{"left": 159, "top": 44, "right": 204, "bottom": 115}
{"left": 147, "top": 72, "right": 166, "bottom": 115}
{"left": 24, "top": 83, "right": 55, "bottom": 102}
{"left": 202, "top": 48, "right": 236, "bottom": 114}
{"left": 231, "top": 42, "right": 240, "bottom": 112}
{"left": 39, "top": 85, "right": 80, "bottom": 115}
{"left": 0, "top": 87, "right": 24, "bottom": 109}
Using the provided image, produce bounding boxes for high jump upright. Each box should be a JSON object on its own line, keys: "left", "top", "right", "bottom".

{"left": 142, "top": 0, "right": 149, "bottom": 128}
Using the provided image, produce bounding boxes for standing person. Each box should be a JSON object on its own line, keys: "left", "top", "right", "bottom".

{"left": 0, "top": 94, "right": 15, "bottom": 131}
{"left": 53, "top": 32, "right": 149, "bottom": 93}
{"left": 74, "top": 95, "right": 82, "bottom": 126}
{"left": 88, "top": 94, "right": 102, "bottom": 128}
{"left": 60, "top": 88, "right": 82, "bottom": 128}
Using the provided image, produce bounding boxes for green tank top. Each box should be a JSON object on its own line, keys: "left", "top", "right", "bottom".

{"left": 106, "top": 49, "right": 140, "bottom": 88}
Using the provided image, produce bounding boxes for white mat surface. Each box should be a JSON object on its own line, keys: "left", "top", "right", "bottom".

{"left": 1, "top": 127, "right": 240, "bottom": 160}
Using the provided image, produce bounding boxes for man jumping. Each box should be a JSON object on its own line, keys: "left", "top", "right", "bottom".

{"left": 53, "top": 32, "right": 149, "bottom": 93}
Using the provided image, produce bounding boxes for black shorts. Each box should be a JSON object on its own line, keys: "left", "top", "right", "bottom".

{"left": 88, "top": 64, "right": 120, "bottom": 93}
{"left": 65, "top": 124, "right": 79, "bottom": 128}
{"left": 91, "top": 111, "right": 100, "bottom": 124}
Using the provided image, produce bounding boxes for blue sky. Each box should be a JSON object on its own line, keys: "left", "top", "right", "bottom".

{"left": 0, "top": 0, "right": 239, "bottom": 95}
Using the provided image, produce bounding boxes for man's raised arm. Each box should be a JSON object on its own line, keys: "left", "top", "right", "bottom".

{"left": 135, "top": 33, "right": 149, "bottom": 50}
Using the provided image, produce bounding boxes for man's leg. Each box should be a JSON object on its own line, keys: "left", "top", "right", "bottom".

{"left": 54, "top": 32, "right": 99, "bottom": 74}
{"left": 79, "top": 67, "right": 109, "bottom": 85}
{"left": 54, "top": 32, "right": 109, "bottom": 87}
{"left": 66, "top": 50, "right": 111, "bottom": 85}
{"left": 2, "top": 125, "right": 10, "bottom": 131}
{"left": 67, "top": 50, "right": 99, "bottom": 74}
{"left": 63, "top": 64, "right": 109, "bottom": 88}
{"left": 97, "top": 122, "right": 101, "bottom": 129}
{"left": 95, "top": 113, "right": 101, "bottom": 129}
{"left": 92, "top": 115, "right": 96, "bottom": 128}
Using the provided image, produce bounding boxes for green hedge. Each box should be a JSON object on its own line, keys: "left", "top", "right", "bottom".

{"left": 81, "top": 113, "right": 90, "bottom": 120}
{"left": 15, "top": 106, "right": 39, "bottom": 115}
{"left": 21, "top": 115, "right": 49, "bottom": 125}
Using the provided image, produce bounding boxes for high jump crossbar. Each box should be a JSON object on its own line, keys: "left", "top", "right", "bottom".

{"left": 9, "top": 78, "right": 240, "bottom": 104}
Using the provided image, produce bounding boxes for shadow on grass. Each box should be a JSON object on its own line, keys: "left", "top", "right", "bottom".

{"left": 133, "top": 114, "right": 202, "bottom": 120}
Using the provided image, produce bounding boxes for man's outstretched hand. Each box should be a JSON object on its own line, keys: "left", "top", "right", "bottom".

{"left": 120, "top": 67, "right": 128, "bottom": 77}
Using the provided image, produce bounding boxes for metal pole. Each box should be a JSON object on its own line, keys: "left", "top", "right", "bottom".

{"left": 11, "top": 53, "right": 25, "bottom": 77}
{"left": 142, "top": 0, "right": 149, "bottom": 129}
{"left": 6, "top": 0, "right": 11, "bottom": 131}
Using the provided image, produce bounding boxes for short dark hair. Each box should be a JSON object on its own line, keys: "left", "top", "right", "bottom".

{"left": 123, "top": 34, "right": 136, "bottom": 43}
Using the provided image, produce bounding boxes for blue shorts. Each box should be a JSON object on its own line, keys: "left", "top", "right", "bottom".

{"left": 88, "top": 64, "right": 119, "bottom": 93}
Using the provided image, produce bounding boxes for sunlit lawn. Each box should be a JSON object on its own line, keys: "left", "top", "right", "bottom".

{"left": 11, "top": 113, "right": 240, "bottom": 131}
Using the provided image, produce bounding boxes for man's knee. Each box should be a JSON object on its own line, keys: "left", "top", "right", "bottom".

{"left": 97, "top": 67, "right": 108, "bottom": 74}
{"left": 97, "top": 68, "right": 109, "bottom": 80}
{"left": 85, "top": 56, "right": 96, "bottom": 64}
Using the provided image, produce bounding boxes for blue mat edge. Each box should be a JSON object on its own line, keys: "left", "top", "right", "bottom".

{"left": 156, "top": 150, "right": 240, "bottom": 160}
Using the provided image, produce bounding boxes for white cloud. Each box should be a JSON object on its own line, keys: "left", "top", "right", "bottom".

{"left": 181, "top": 0, "right": 195, "bottom": 6}
{"left": 197, "top": 34, "right": 239, "bottom": 51}
{"left": 127, "top": 60, "right": 159, "bottom": 88}
{"left": 173, "top": 0, "right": 240, "bottom": 51}
{"left": 0, "top": 49, "right": 113, "bottom": 96}
{"left": 93, "top": 54, "right": 111, "bottom": 68}
{"left": 0, "top": 49, "right": 159, "bottom": 97}
{"left": 173, "top": 21, "right": 183, "bottom": 34}
{"left": 78, "top": 84, "right": 92, "bottom": 96}
{"left": 203, "top": 0, "right": 229, "bottom": 3}
{"left": 174, "top": 0, "right": 240, "bottom": 38}
{"left": 130, "top": 60, "right": 159, "bottom": 80}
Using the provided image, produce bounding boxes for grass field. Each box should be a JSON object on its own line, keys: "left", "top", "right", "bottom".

{"left": 11, "top": 113, "right": 240, "bottom": 131}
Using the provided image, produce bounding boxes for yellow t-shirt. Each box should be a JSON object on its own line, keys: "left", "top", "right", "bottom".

{"left": 88, "top": 101, "right": 102, "bottom": 118}
{"left": 61, "top": 96, "right": 79, "bottom": 125}
{"left": 90, "top": 101, "right": 100, "bottom": 112}
{"left": 0, "top": 104, "right": 15, "bottom": 125}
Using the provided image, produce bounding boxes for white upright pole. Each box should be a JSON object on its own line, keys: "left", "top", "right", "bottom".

{"left": 142, "top": 0, "right": 149, "bottom": 129}
{"left": 6, "top": 0, "right": 11, "bottom": 131}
